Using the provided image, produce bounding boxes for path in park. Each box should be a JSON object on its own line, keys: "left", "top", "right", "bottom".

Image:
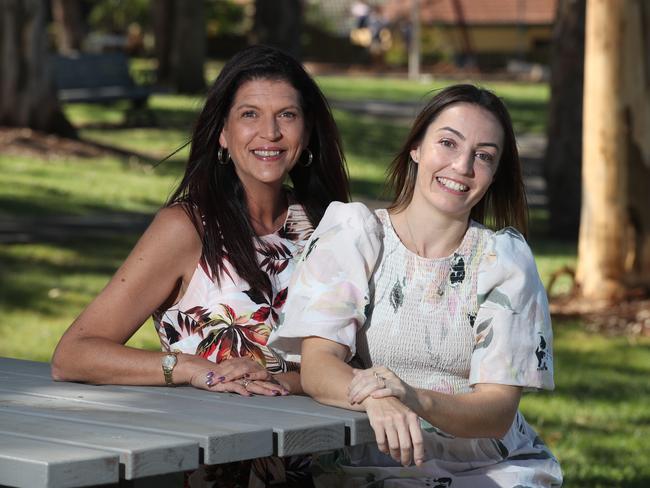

{"left": 0, "top": 99, "right": 547, "bottom": 244}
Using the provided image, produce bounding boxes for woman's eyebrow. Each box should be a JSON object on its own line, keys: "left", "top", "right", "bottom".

{"left": 233, "top": 103, "right": 302, "bottom": 112}
{"left": 437, "top": 126, "right": 465, "bottom": 139}
{"left": 437, "top": 126, "right": 500, "bottom": 150}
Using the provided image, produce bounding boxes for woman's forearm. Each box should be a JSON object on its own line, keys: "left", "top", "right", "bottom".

{"left": 300, "top": 337, "right": 365, "bottom": 411}
{"left": 274, "top": 371, "right": 302, "bottom": 394}
{"left": 52, "top": 336, "right": 180, "bottom": 385}
{"left": 410, "top": 384, "right": 522, "bottom": 438}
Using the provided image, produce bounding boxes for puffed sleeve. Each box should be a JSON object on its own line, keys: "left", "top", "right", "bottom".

{"left": 469, "top": 228, "right": 555, "bottom": 391}
{"left": 268, "top": 201, "right": 383, "bottom": 363}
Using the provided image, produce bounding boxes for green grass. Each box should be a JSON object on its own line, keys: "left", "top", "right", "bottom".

{"left": 317, "top": 75, "right": 549, "bottom": 134}
{"left": 520, "top": 321, "right": 650, "bottom": 487}
{"left": 1, "top": 76, "right": 647, "bottom": 486}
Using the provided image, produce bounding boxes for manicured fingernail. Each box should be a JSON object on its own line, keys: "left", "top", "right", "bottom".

{"left": 205, "top": 378, "right": 214, "bottom": 386}
{"left": 218, "top": 376, "right": 226, "bottom": 382}
{"left": 273, "top": 390, "right": 281, "bottom": 396}
{"left": 206, "top": 371, "right": 215, "bottom": 378}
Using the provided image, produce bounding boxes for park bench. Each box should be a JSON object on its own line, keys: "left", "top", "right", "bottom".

{"left": 52, "top": 52, "right": 152, "bottom": 108}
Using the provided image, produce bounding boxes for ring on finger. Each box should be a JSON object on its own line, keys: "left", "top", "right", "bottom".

{"left": 241, "top": 378, "right": 251, "bottom": 389}
{"left": 374, "top": 371, "right": 386, "bottom": 388}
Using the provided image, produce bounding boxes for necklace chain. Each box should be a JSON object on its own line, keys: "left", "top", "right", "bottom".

{"left": 404, "top": 212, "right": 424, "bottom": 257}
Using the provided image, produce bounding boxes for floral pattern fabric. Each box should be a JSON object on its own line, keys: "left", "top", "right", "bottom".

{"left": 269, "top": 202, "right": 562, "bottom": 487}
{"left": 153, "top": 202, "right": 313, "bottom": 372}
{"left": 152, "top": 201, "right": 314, "bottom": 488}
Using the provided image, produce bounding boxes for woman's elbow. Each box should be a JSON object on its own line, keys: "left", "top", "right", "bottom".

{"left": 299, "top": 366, "right": 320, "bottom": 399}
{"left": 50, "top": 346, "right": 71, "bottom": 381}
{"left": 50, "top": 337, "right": 81, "bottom": 382}
{"left": 489, "top": 409, "right": 518, "bottom": 439}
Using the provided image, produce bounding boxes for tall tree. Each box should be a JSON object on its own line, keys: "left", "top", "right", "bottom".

{"left": 251, "top": 0, "right": 303, "bottom": 59}
{"left": 152, "top": 0, "right": 205, "bottom": 94}
{"left": 576, "top": 0, "right": 650, "bottom": 299}
{"left": 543, "top": 0, "right": 586, "bottom": 239}
{"left": 0, "top": 0, "right": 76, "bottom": 137}
{"left": 51, "top": 0, "right": 85, "bottom": 54}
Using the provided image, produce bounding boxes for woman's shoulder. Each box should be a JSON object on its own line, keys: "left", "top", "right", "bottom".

{"left": 476, "top": 226, "right": 543, "bottom": 307}
{"left": 320, "top": 201, "right": 382, "bottom": 233}
{"left": 484, "top": 227, "right": 534, "bottom": 265}
{"left": 148, "top": 205, "right": 203, "bottom": 255}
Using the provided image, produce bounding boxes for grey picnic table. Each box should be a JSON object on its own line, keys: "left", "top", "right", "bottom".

{"left": 0, "top": 357, "right": 373, "bottom": 488}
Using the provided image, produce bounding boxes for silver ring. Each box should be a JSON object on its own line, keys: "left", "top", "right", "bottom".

{"left": 241, "top": 379, "right": 251, "bottom": 388}
{"left": 374, "top": 371, "right": 386, "bottom": 388}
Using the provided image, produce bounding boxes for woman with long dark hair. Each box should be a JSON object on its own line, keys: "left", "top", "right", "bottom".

{"left": 270, "top": 84, "right": 562, "bottom": 487}
{"left": 52, "top": 45, "right": 349, "bottom": 486}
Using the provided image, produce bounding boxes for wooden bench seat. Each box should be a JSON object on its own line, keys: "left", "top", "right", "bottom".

{"left": 52, "top": 52, "right": 152, "bottom": 108}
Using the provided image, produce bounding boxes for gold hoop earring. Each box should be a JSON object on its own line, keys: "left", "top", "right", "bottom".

{"left": 217, "top": 146, "right": 230, "bottom": 165}
{"left": 301, "top": 148, "right": 313, "bottom": 167}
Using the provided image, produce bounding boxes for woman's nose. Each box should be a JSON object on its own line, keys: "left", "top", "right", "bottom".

{"left": 452, "top": 152, "right": 474, "bottom": 176}
{"left": 261, "top": 115, "right": 281, "bottom": 140}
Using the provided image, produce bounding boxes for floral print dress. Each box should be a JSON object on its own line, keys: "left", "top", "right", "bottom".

{"left": 269, "top": 202, "right": 563, "bottom": 488}
{"left": 153, "top": 201, "right": 314, "bottom": 488}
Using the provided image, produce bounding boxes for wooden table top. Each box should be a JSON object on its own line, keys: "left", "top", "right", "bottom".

{"left": 0, "top": 357, "right": 372, "bottom": 488}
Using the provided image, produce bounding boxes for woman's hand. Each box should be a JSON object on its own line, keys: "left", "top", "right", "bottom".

{"left": 363, "top": 396, "right": 424, "bottom": 467}
{"left": 348, "top": 366, "right": 418, "bottom": 409}
{"left": 182, "top": 356, "right": 286, "bottom": 396}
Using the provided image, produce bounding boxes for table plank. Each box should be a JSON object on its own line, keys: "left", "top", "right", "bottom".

{"left": 143, "top": 386, "right": 375, "bottom": 446}
{"left": 0, "top": 357, "right": 373, "bottom": 446}
{"left": 0, "top": 389, "right": 271, "bottom": 465}
{"left": 0, "top": 410, "right": 198, "bottom": 479}
{"left": 0, "top": 370, "right": 345, "bottom": 457}
{"left": 0, "top": 432, "right": 118, "bottom": 488}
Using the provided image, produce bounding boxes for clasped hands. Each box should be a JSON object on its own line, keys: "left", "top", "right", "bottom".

{"left": 186, "top": 356, "right": 289, "bottom": 397}
{"left": 348, "top": 366, "right": 425, "bottom": 467}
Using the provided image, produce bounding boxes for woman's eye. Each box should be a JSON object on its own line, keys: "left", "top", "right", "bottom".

{"left": 241, "top": 111, "right": 257, "bottom": 118}
{"left": 280, "top": 111, "right": 297, "bottom": 119}
{"left": 476, "top": 152, "right": 495, "bottom": 162}
{"left": 440, "top": 139, "right": 455, "bottom": 148}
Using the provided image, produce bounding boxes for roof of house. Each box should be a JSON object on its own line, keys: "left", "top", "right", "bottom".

{"left": 383, "top": 0, "right": 558, "bottom": 26}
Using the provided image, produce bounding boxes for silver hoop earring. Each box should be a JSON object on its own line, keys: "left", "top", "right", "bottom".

{"left": 217, "top": 146, "right": 230, "bottom": 165}
{"left": 301, "top": 148, "right": 313, "bottom": 167}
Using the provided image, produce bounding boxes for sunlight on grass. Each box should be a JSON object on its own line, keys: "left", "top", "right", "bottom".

{"left": 0, "top": 237, "right": 161, "bottom": 361}
{"left": 0, "top": 154, "right": 178, "bottom": 217}
{"left": 520, "top": 321, "right": 650, "bottom": 487}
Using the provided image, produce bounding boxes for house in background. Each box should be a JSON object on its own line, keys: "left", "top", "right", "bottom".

{"left": 315, "top": 0, "right": 558, "bottom": 72}
{"left": 382, "top": 0, "right": 558, "bottom": 69}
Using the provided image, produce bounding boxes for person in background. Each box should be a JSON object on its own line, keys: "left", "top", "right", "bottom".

{"left": 269, "top": 84, "right": 562, "bottom": 487}
{"left": 52, "top": 44, "right": 349, "bottom": 488}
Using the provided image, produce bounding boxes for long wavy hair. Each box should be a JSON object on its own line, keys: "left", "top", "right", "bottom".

{"left": 168, "top": 45, "right": 350, "bottom": 294}
{"left": 386, "top": 84, "right": 528, "bottom": 237}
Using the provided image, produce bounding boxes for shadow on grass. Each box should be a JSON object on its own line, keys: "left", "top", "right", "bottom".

{"left": 0, "top": 192, "right": 121, "bottom": 218}
{"left": 0, "top": 234, "right": 138, "bottom": 319}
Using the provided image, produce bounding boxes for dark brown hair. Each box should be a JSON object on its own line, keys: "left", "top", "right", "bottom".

{"left": 168, "top": 45, "right": 349, "bottom": 294}
{"left": 386, "top": 84, "right": 528, "bottom": 236}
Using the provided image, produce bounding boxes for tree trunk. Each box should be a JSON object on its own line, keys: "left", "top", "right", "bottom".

{"left": 152, "top": 0, "right": 173, "bottom": 85}
{"left": 171, "top": 0, "right": 205, "bottom": 93}
{"left": 543, "top": 0, "right": 585, "bottom": 240}
{"left": 252, "top": 0, "right": 303, "bottom": 60}
{"left": 0, "top": 0, "right": 76, "bottom": 137}
{"left": 576, "top": 0, "right": 650, "bottom": 299}
{"left": 51, "top": 0, "right": 85, "bottom": 54}
{"left": 620, "top": 1, "right": 650, "bottom": 288}
{"left": 152, "top": 0, "right": 205, "bottom": 93}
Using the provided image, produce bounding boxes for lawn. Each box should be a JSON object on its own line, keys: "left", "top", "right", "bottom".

{"left": 1, "top": 74, "right": 648, "bottom": 487}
